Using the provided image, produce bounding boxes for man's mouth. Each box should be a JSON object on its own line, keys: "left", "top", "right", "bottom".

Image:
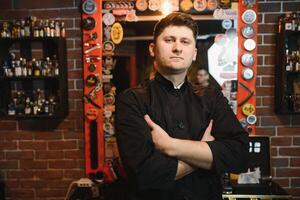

{"left": 170, "top": 57, "right": 184, "bottom": 60}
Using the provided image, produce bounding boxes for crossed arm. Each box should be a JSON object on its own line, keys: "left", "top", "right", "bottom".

{"left": 144, "top": 115, "right": 215, "bottom": 180}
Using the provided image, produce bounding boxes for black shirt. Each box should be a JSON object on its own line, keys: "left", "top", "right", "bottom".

{"left": 116, "top": 73, "right": 249, "bottom": 200}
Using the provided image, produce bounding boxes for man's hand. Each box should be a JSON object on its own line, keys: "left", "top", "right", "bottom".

{"left": 144, "top": 114, "right": 173, "bottom": 153}
{"left": 201, "top": 120, "right": 215, "bottom": 142}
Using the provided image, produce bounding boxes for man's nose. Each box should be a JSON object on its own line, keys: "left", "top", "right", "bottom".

{"left": 172, "top": 41, "right": 182, "bottom": 53}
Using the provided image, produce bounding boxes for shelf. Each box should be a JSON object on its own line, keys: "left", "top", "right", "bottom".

{"left": 0, "top": 76, "right": 59, "bottom": 81}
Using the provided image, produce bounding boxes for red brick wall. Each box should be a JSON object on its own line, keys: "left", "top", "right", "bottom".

{"left": 0, "top": 1, "right": 85, "bottom": 200}
{"left": 257, "top": 0, "right": 300, "bottom": 199}
{"left": 0, "top": 0, "right": 299, "bottom": 199}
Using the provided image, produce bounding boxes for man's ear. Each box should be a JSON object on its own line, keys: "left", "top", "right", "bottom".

{"left": 193, "top": 47, "right": 197, "bottom": 61}
{"left": 149, "top": 42, "right": 155, "bottom": 57}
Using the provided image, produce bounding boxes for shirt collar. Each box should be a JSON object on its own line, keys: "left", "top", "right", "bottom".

{"left": 155, "top": 72, "right": 187, "bottom": 92}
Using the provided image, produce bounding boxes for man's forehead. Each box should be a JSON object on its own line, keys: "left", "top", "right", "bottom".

{"left": 159, "top": 26, "right": 194, "bottom": 37}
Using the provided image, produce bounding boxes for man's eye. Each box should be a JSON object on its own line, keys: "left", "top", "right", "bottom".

{"left": 182, "top": 40, "right": 190, "bottom": 45}
{"left": 164, "top": 38, "right": 173, "bottom": 43}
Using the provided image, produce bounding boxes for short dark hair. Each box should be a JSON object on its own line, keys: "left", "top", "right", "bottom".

{"left": 153, "top": 12, "right": 198, "bottom": 43}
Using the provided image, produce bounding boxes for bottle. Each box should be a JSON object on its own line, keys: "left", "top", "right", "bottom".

{"left": 44, "top": 100, "right": 49, "bottom": 114}
{"left": 50, "top": 20, "right": 55, "bottom": 37}
{"left": 53, "top": 55, "right": 59, "bottom": 76}
{"left": 292, "top": 13, "right": 297, "bottom": 31}
{"left": 14, "top": 59, "right": 22, "bottom": 77}
{"left": 285, "top": 13, "right": 293, "bottom": 31}
{"left": 60, "top": 22, "right": 66, "bottom": 37}
{"left": 33, "top": 20, "right": 39, "bottom": 37}
{"left": 285, "top": 49, "right": 292, "bottom": 71}
{"left": 27, "top": 60, "right": 33, "bottom": 76}
{"left": 39, "top": 19, "right": 44, "bottom": 37}
{"left": 8, "top": 102, "right": 16, "bottom": 115}
{"left": 55, "top": 21, "right": 60, "bottom": 37}
{"left": 24, "top": 17, "right": 31, "bottom": 37}
{"left": 21, "top": 58, "right": 27, "bottom": 77}
{"left": 33, "top": 58, "right": 40, "bottom": 76}
{"left": 24, "top": 97, "right": 31, "bottom": 115}
{"left": 20, "top": 19, "right": 25, "bottom": 37}
{"left": 33, "top": 101, "right": 38, "bottom": 115}
{"left": 44, "top": 19, "right": 50, "bottom": 37}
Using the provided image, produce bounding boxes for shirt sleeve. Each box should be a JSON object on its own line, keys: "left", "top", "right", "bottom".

{"left": 115, "top": 89, "right": 178, "bottom": 190}
{"left": 206, "top": 89, "right": 249, "bottom": 174}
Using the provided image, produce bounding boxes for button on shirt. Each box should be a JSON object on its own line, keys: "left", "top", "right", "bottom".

{"left": 116, "top": 73, "right": 249, "bottom": 200}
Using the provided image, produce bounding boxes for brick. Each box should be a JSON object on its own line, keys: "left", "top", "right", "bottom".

{"left": 5, "top": 180, "right": 19, "bottom": 188}
{"left": 291, "top": 116, "right": 300, "bottom": 125}
{"left": 271, "top": 137, "right": 292, "bottom": 146}
{"left": 258, "top": 35, "right": 262, "bottom": 45}
{"left": 265, "top": 13, "right": 282, "bottom": 23}
{"left": 283, "top": 2, "right": 300, "bottom": 12}
{"left": 258, "top": 45, "right": 276, "bottom": 55}
{"left": 56, "top": 120, "right": 76, "bottom": 130}
{"left": 63, "top": 131, "right": 84, "bottom": 140}
{"left": 279, "top": 147, "right": 300, "bottom": 156}
{"left": 13, "top": 0, "right": 73, "bottom": 9}
{"left": 271, "top": 147, "right": 277, "bottom": 156}
{"left": 75, "top": 60, "right": 82, "bottom": 70}
{"left": 277, "top": 168, "right": 300, "bottom": 177}
{"left": 48, "top": 160, "right": 77, "bottom": 169}
{"left": 64, "top": 169, "right": 85, "bottom": 179}
{"left": 264, "top": 35, "right": 276, "bottom": 44}
{"left": 66, "top": 29, "right": 81, "bottom": 38}
{"left": 18, "top": 120, "right": 63, "bottom": 131}
{"left": 258, "top": 2, "right": 281, "bottom": 12}
{"left": 0, "top": 161, "right": 18, "bottom": 169}
{"left": 68, "top": 70, "right": 82, "bottom": 79}
{"left": 48, "top": 140, "right": 77, "bottom": 150}
{"left": 264, "top": 56, "right": 276, "bottom": 66}
{"left": 20, "top": 180, "right": 47, "bottom": 188}
{"left": 20, "top": 160, "right": 47, "bottom": 169}
{"left": 75, "top": 39, "right": 82, "bottom": 48}
{"left": 294, "top": 137, "right": 300, "bottom": 145}
{"left": 0, "top": 121, "right": 17, "bottom": 131}
{"left": 19, "top": 141, "right": 47, "bottom": 150}
{"left": 68, "top": 90, "right": 83, "bottom": 99}
{"left": 285, "top": 188, "right": 300, "bottom": 197}
{"left": 256, "top": 107, "right": 275, "bottom": 116}
{"left": 76, "top": 119, "right": 84, "bottom": 131}
{"left": 291, "top": 158, "right": 300, "bottom": 167}
{"left": 6, "top": 151, "right": 34, "bottom": 160}
{"left": 7, "top": 170, "right": 34, "bottom": 178}
{"left": 257, "top": 55, "right": 263, "bottom": 65}
{"left": 258, "top": 13, "right": 263, "bottom": 24}
{"left": 261, "top": 116, "right": 289, "bottom": 126}
{"left": 0, "top": 141, "right": 17, "bottom": 150}
{"left": 262, "top": 97, "right": 274, "bottom": 106}
{"left": 256, "top": 86, "right": 274, "bottom": 96}
{"left": 66, "top": 111, "right": 83, "bottom": 120}
{"left": 4, "top": 132, "right": 33, "bottom": 140}
{"left": 75, "top": 79, "right": 83, "bottom": 90}
{"left": 64, "top": 150, "right": 84, "bottom": 159}
{"left": 257, "top": 66, "right": 274, "bottom": 76}
{"left": 68, "top": 79, "right": 75, "bottom": 90}
{"left": 35, "top": 170, "right": 63, "bottom": 179}
{"left": 34, "top": 131, "right": 63, "bottom": 140}
{"left": 67, "top": 39, "right": 75, "bottom": 49}
{"left": 75, "top": 100, "right": 83, "bottom": 111}
{"left": 256, "top": 128, "right": 276, "bottom": 136}
{"left": 35, "top": 189, "right": 66, "bottom": 198}
{"left": 261, "top": 76, "right": 274, "bottom": 86}
{"left": 35, "top": 150, "right": 64, "bottom": 159}
{"left": 278, "top": 127, "right": 300, "bottom": 136}
{"left": 47, "top": 180, "right": 71, "bottom": 188}
{"left": 273, "top": 178, "right": 290, "bottom": 188}
{"left": 258, "top": 24, "right": 277, "bottom": 34}
{"left": 68, "top": 49, "right": 82, "bottom": 59}
{"left": 9, "top": 189, "right": 34, "bottom": 198}
{"left": 292, "top": 178, "right": 300, "bottom": 187}
{"left": 0, "top": 10, "right": 29, "bottom": 20}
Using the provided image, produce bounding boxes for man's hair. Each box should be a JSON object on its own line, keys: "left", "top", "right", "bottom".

{"left": 153, "top": 12, "right": 198, "bottom": 43}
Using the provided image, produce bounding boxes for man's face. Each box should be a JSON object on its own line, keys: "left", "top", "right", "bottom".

{"left": 149, "top": 26, "right": 197, "bottom": 75}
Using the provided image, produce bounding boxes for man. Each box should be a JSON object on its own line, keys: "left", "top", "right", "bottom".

{"left": 116, "top": 12, "right": 249, "bottom": 200}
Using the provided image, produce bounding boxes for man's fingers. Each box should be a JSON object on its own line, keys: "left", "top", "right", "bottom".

{"left": 144, "top": 114, "right": 156, "bottom": 129}
{"left": 203, "top": 120, "right": 213, "bottom": 136}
